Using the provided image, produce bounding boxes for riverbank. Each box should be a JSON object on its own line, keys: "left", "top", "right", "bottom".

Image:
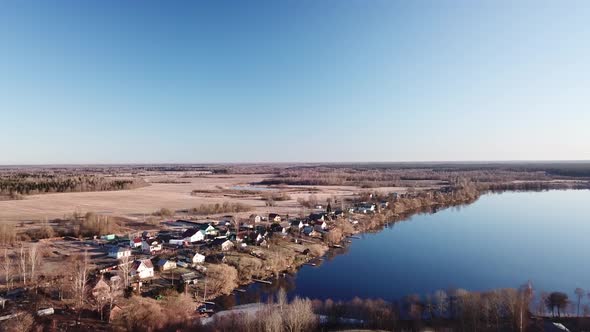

{"left": 208, "top": 185, "right": 590, "bottom": 308}
{"left": 204, "top": 185, "right": 483, "bottom": 305}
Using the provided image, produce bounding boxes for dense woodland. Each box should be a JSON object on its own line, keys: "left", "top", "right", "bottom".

{"left": 0, "top": 173, "right": 147, "bottom": 200}
{"left": 256, "top": 164, "right": 590, "bottom": 188}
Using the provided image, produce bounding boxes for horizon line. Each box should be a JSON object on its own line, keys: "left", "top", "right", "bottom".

{"left": 1, "top": 160, "right": 590, "bottom": 167}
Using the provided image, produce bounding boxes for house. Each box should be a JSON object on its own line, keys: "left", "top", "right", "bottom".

{"left": 130, "top": 259, "right": 154, "bottom": 279}
{"left": 91, "top": 276, "right": 111, "bottom": 300}
{"left": 108, "top": 246, "right": 131, "bottom": 259}
{"left": 242, "top": 220, "right": 255, "bottom": 230}
{"left": 156, "top": 259, "right": 177, "bottom": 271}
{"left": 249, "top": 214, "right": 262, "bottom": 223}
{"left": 220, "top": 215, "right": 235, "bottom": 225}
{"left": 37, "top": 308, "right": 54, "bottom": 317}
{"left": 198, "top": 223, "right": 218, "bottom": 236}
{"left": 142, "top": 238, "right": 162, "bottom": 254}
{"left": 321, "top": 221, "right": 328, "bottom": 230}
{"left": 191, "top": 253, "right": 206, "bottom": 264}
{"left": 168, "top": 238, "right": 186, "bottom": 246}
{"left": 101, "top": 234, "right": 116, "bottom": 241}
{"left": 130, "top": 237, "right": 142, "bottom": 248}
{"left": 268, "top": 213, "right": 281, "bottom": 222}
{"left": 356, "top": 203, "right": 376, "bottom": 214}
{"left": 182, "top": 228, "right": 206, "bottom": 243}
{"left": 221, "top": 240, "right": 234, "bottom": 251}
{"left": 309, "top": 213, "right": 325, "bottom": 222}
{"left": 181, "top": 272, "right": 198, "bottom": 283}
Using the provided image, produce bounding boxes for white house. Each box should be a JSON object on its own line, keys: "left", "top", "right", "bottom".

{"left": 203, "top": 224, "right": 217, "bottom": 236}
{"left": 169, "top": 238, "right": 185, "bottom": 246}
{"left": 221, "top": 240, "right": 234, "bottom": 251}
{"left": 182, "top": 229, "right": 206, "bottom": 243}
{"left": 249, "top": 214, "right": 262, "bottom": 223}
{"left": 156, "top": 259, "right": 177, "bottom": 271}
{"left": 321, "top": 221, "right": 328, "bottom": 230}
{"left": 130, "top": 259, "right": 154, "bottom": 279}
{"left": 142, "top": 238, "right": 162, "bottom": 254}
{"left": 108, "top": 246, "right": 131, "bottom": 259}
{"left": 356, "top": 203, "right": 376, "bottom": 214}
{"left": 191, "top": 253, "right": 205, "bottom": 264}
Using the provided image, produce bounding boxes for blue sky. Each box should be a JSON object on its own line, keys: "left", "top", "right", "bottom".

{"left": 1, "top": 1, "right": 589, "bottom": 164}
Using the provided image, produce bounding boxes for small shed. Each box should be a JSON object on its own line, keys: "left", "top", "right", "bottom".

{"left": 221, "top": 240, "right": 235, "bottom": 251}
{"left": 156, "top": 259, "right": 177, "bottom": 271}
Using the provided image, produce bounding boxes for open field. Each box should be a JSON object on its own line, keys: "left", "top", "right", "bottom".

{"left": 2, "top": 162, "right": 590, "bottom": 223}
{"left": 0, "top": 171, "right": 410, "bottom": 223}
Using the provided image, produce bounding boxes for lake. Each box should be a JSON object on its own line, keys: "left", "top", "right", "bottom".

{"left": 216, "top": 190, "right": 590, "bottom": 308}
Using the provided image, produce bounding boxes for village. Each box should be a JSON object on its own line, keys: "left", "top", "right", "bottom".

{"left": 1, "top": 164, "right": 577, "bottom": 331}
{"left": 0, "top": 188, "right": 416, "bottom": 330}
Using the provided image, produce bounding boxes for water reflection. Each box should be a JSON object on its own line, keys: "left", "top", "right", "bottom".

{"left": 216, "top": 190, "right": 590, "bottom": 309}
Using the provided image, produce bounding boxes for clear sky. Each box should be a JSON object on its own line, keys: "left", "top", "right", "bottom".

{"left": 1, "top": 1, "right": 589, "bottom": 164}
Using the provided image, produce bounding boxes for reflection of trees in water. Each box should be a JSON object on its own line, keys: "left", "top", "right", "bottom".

{"left": 215, "top": 276, "right": 298, "bottom": 309}
{"left": 215, "top": 294, "right": 237, "bottom": 310}
{"left": 324, "top": 246, "right": 349, "bottom": 261}
{"left": 264, "top": 275, "right": 297, "bottom": 296}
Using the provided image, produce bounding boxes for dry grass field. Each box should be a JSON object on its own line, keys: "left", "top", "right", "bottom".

{"left": 0, "top": 172, "right": 409, "bottom": 223}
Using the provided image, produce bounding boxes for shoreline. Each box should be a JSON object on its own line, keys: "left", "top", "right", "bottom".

{"left": 208, "top": 186, "right": 483, "bottom": 307}
{"left": 209, "top": 185, "right": 590, "bottom": 309}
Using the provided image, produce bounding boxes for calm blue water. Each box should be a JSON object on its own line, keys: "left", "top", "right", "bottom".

{"left": 217, "top": 190, "right": 590, "bottom": 307}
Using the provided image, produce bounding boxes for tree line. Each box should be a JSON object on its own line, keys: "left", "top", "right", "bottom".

{"left": 0, "top": 174, "right": 147, "bottom": 200}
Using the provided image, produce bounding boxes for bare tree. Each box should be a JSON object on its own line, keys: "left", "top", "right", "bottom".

{"left": 575, "top": 288, "right": 585, "bottom": 316}
{"left": 2, "top": 248, "right": 14, "bottom": 290}
{"left": 283, "top": 297, "right": 317, "bottom": 332}
{"left": 205, "top": 263, "right": 238, "bottom": 297}
{"left": 324, "top": 228, "right": 343, "bottom": 245}
{"left": 424, "top": 294, "right": 435, "bottom": 319}
{"left": 53, "top": 274, "right": 67, "bottom": 301}
{"left": 546, "top": 292, "right": 569, "bottom": 317}
{"left": 118, "top": 255, "right": 131, "bottom": 288}
{"left": 28, "top": 244, "right": 41, "bottom": 287}
{"left": 276, "top": 287, "right": 288, "bottom": 311}
{"left": 4, "top": 312, "right": 34, "bottom": 332}
{"left": 107, "top": 277, "right": 122, "bottom": 322}
{"left": 92, "top": 278, "right": 110, "bottom": 321}
{"left": 71, "top": 250, "right": 90, "bottom": 310}
{"left": 434, "top": 289, "right": 448, "bottom": 318}
{"left": 18, "top": 244, "right": 27, "bottom": 285}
